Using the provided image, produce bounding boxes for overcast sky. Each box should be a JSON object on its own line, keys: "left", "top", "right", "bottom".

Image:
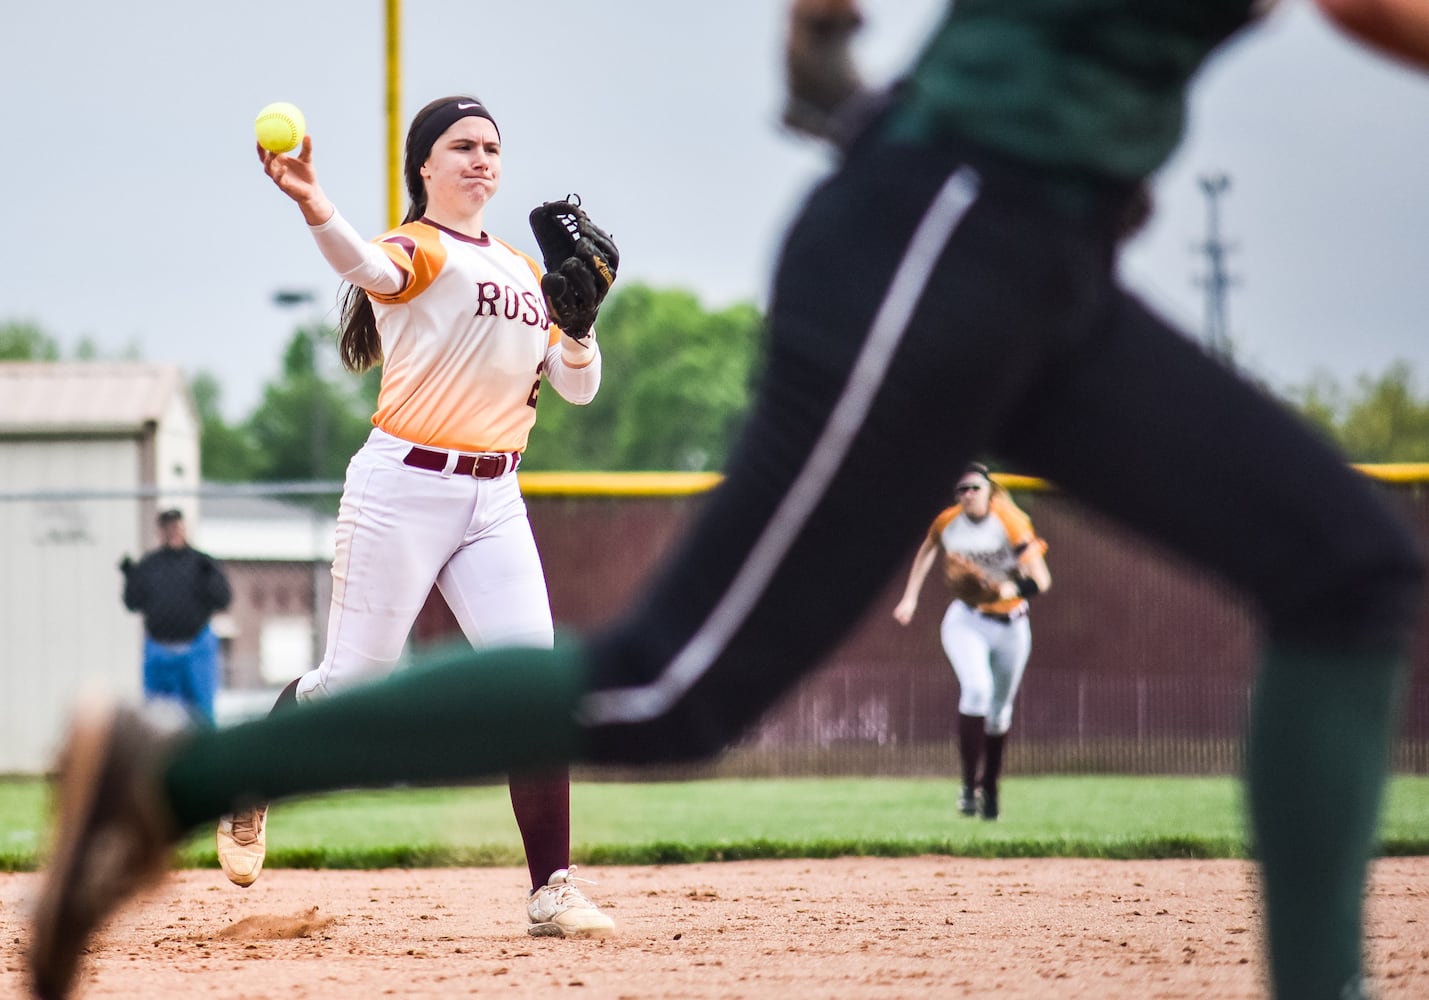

{"left": 4, "top": 1, "right": 1427, "bottom": 420}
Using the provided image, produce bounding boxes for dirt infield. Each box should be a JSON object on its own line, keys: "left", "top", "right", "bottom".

{"left": 3, "top": 857, "right": 1427, "bottom": 998}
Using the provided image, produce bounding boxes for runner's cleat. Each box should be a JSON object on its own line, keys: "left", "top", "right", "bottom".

{"left": 28, "top": 698, "right": 182, "bottom": 1000}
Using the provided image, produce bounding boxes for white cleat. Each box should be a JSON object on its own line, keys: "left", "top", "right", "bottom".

{"left": 527, "top": 866, "right": 615, "bottom": 938}
{"left": 216, "top": 805, "right": 268, "bottom": 887}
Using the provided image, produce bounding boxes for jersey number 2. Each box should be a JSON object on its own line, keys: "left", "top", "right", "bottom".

{"left": 526, "top": 359, "right": 545, "bottom": 409}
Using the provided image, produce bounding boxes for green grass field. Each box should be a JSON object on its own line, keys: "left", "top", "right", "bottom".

{"left": 4, "top": 775, "right": 1428, "bottom": 872}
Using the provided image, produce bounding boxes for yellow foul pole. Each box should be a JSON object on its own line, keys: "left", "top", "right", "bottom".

{"left": 385, "top": 0, "right": 403, "bottom": 229}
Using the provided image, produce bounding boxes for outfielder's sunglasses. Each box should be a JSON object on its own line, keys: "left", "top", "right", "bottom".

{"left": 955, "top": 484, "right": 983, "bottom": 496}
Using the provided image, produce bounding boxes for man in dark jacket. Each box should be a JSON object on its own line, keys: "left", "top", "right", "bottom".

{"left": 121, "top": 508, "right": 232, "bottom": 724}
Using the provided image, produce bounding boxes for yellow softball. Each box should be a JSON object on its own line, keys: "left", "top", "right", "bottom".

{"left": 254, "top": 102, "right": 306, "bottom": 154}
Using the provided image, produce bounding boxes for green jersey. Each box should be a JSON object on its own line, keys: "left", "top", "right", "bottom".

{"left": 884, "top": 0, "right": 1259, "bottom": 184}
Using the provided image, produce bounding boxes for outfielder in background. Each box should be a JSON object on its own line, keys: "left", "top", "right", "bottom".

{"left": 219, "top": 95, "right": 618, "bottom": 937}
{"left": 120, "top": 508, "right": 232, "bottom": 726}
{"left": 893, "top": 463, "right": 1051, "bottom": 820}
{"left": 27, "top": 3, "right": 1429, "bottom": 1000}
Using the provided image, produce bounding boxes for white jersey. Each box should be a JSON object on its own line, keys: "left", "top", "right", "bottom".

{"left": 930, "top": 493, "right": 1045, "bottom": 616}
{"left": 938, "top": 509, "right": 1021, "bottom": 580}
{"left": 366, "top": 219, "right": 589, "bottom": 452}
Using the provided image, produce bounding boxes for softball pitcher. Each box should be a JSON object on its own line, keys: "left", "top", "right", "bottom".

{"left": 222, "top": 95, "right": 615, "bottom": 937}
{"left": 893, "top": 463, "right": 1050, "bottom": 820}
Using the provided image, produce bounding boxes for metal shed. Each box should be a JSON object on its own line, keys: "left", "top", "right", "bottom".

{"left": 0, "top": 361, "right": 200, "bottom": 773}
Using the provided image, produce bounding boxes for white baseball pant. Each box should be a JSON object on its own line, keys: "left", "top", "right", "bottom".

{"left": 295, "top": 428, "right": 553, "bottom": 703}
{"left": 939, "top": 600, "right": 1031, "bottom": 735}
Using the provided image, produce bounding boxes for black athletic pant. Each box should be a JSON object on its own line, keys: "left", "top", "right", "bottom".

{"left": 580, "top": 137, "right": 1424, "bottom": 763}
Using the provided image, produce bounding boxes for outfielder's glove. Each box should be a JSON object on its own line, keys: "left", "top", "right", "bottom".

{"left": 943, "top": 554, "right": 1004, "bottom": 607}
{"left": 528, "top": 196, "right": 619, "bottom": 342}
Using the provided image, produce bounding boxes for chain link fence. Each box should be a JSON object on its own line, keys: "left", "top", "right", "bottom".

{"left": 4, "top": 474, "right": 1426, "bottom": 776}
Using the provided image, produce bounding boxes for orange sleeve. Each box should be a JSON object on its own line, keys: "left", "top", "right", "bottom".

{"left": 928, "top": 506, "right": 960, "bottom": 545}
{"left": 991, "top": 495, "right": 1047, "bottom": 557}
{"left": 367, "top": 223, "right": 447, "bottom": 305}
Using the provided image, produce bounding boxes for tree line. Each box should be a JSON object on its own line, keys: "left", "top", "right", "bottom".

{"left": 3, "top": 291, "right": 1427, "bottom": 477}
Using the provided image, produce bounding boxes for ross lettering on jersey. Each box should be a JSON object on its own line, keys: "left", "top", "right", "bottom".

{"left": 521, "top": 290, "right": 547, "bottom": 327}
{"left": 957, "top": 549, "right": 1004, "bottom": 576}
{"left": 475, "top": 281, "right": 502, "bottom": 316}
{"left": 474, "top": 281, "right": 549, "bottom": 330}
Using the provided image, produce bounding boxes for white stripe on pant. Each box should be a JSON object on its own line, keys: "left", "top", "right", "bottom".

{"left": 579, "top": 166, "right": 982, "bottom": 727}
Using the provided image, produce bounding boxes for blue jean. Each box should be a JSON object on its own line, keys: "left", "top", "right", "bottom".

{"left": 143, "top": 626, "right": 219, "bottom": 725}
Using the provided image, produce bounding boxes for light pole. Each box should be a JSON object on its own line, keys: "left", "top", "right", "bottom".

{"left": 272, "top": 289, "right": 316, "bottom": 309}
{"left": 1194, "top": 173, "right": 1237, "bottom": 365}
{"left": 270, "top": 288, "right": 328, "bottom": 480}
{"left": 272, "top": 286, "right": 334, "bottom": 669}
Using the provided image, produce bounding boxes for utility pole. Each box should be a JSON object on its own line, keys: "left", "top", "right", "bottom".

{"left": 1194, "top": 173, "right": 1236, "bottom": 364}
{"left": 272, "top": 287, "right": 330, "bottom": 669}
{"left": 271, "top": 289, "right": 327, "bottom": 480}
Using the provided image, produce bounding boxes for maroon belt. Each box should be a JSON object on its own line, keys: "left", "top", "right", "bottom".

{"left": 402, "top": 446, "right": 520, "bottom": 479}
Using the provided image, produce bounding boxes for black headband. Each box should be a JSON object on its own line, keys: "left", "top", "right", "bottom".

{"left": 409, "top": 99, "right": 500, "bottom": 164}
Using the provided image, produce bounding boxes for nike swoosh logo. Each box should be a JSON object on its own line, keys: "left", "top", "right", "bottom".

{"left": 457, "top": 102, "right": 479, "bottom": 110}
